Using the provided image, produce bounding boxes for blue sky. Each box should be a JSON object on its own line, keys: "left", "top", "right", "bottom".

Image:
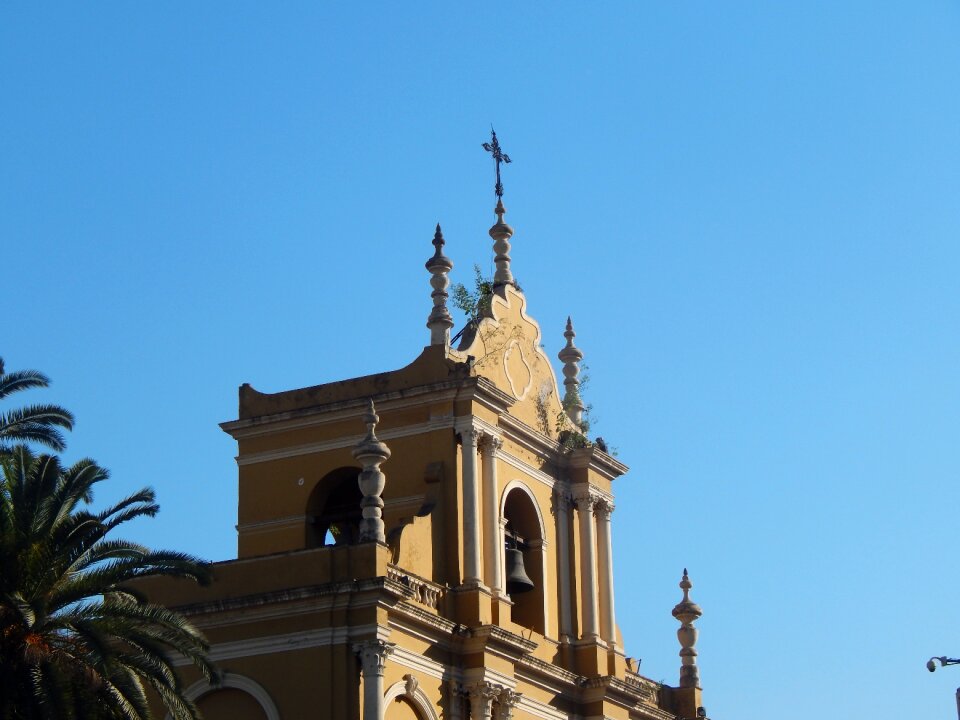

{"left": 3, "top": 3, "right": 960, "bottom": 718}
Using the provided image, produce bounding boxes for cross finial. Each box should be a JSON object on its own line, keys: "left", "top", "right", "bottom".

{"left": 482, "top": 127, "right": 512, "bottom": 200}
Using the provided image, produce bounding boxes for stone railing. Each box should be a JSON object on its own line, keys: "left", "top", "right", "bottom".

{"left": 387, "top": 565, "right": 445, "bottom": 610}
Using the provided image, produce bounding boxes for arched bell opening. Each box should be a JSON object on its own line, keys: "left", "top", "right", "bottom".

{"left": 502, "top": 484, "right": 546, "bottom": 634}
{"left": 306, "top": 466, "right": 363, "bottom": 548}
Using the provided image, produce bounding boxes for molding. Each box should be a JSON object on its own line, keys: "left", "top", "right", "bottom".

{"left": 174, "top": 673, "right": 281, "bottom": 720}
{"left": 170, "top": 624, "right": 381, "bottom": 667}
{"left": 236, "top": 416, "right": 456, "bottom": 466}
{"left": 497, "top": 450, "right": 557, "bottom": 492}
{"left": 384, "top": 678, "right": 442, "bottom": 720}
{"left": 499, "top": 479, "right": 547, "bottom": 539}
{"left": 389, "top": 643, "right": 455, "bottom": 682}
{"left": 515, "top": 693, "right": 579, "bottom": 720}
{"left": 173, "top": 576, "right": 400, "bottom": 627}
{"left": 236, "top": 514, "right": 304, "bottom": 534}
{"left": 222, "top": 383, "right": 466, "bottom": 439}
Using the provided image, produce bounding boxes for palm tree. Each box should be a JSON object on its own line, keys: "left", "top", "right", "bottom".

{"left": 0, "top": 446, "right": 216, "bottom": 720}
{"left": 0, "top": 357, "right": 75, "bottom": 454}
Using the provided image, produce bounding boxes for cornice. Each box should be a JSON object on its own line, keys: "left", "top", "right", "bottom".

{"left": 567, "top": 445, "right": 630, "bottom": 480}
{"left": 461, "top": 624, "right": 538, "bottom": 656}
{"left": 222, "top": 382, "right": 465, "bottom": 439}
{"left": 168, "top": 576, "right": 404, "bottom": 620}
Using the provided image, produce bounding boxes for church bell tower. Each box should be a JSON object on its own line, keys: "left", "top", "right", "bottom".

{"left": 140, "top": 132, "right": 708, "bottom": 720}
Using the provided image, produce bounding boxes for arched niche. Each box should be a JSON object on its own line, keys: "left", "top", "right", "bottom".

{"left": 306, "top": 466, "right": 363, "bottom": 548}
{"left": 173, "top": 673, "right": 280, "bottom": 720}
{"left": 500, "top": 480, "right": 548, "bottom": 634}
{"left": 384, "top": 675, "right": 439, "bottom": 720}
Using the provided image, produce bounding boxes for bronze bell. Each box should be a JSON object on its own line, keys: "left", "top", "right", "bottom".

{"left": 505, "top": 548, "right": 535, "bottom": 595}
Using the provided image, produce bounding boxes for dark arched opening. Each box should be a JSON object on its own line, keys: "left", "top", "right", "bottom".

{"left": 306, "top": 466, "right": 363, "bottom": 548}
{"left": 503, "top": 486, "right": 546, "bottom": 633}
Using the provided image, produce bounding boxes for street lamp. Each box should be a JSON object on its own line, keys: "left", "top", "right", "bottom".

{"left": 926, "top": 656, "right": 960, "bottom": 720}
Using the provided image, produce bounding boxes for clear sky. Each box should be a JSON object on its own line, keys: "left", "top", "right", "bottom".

{"left": 3, "top": 3, "right": 959, "bottom": 718}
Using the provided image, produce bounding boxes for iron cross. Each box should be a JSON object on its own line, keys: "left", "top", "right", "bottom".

{"left": 482, "top": 128, "right": 512, "bottom": 199}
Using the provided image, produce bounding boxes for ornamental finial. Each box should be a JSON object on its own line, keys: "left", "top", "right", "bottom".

{"left": 352, "top": 399, "right": 391, "bottom": 543}
{"left": 482, "top": 127, "right": 511, "bottom": 200}
{"left": 483, "top": 129, "right": 516, "bottom": 288}
{"left": 672, "top": 568, "right": 703, "bottom": 689}
{"left": 425, "top": 223, "right": 454, "bottom": 347}
{"left": 557, "top": 316, "right": 585, "bottom": 427}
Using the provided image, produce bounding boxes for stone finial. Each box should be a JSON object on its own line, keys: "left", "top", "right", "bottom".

{"left": 557, "top": 316, "right": 585, "bottom": 426}
{"left": 671, "top": 568, "right": 703, "bottom": 689}
{"left": 426, "top": 223, "right": 455, "bottom": 346}
{"left": 490, "top": 199, "right": 515, "bottom": 288}
{"left": 352, "top": 399, "right": 391, "bottom": 543}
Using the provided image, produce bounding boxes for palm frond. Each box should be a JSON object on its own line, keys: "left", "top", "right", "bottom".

{"left": 0, "top": 446, "right": 216, "bottom": 719}
{"left": 0, "top": 404, "right": 74, "bottom": 453}
{"left": 0, "top": 367, "right": 51, "bottom": 400}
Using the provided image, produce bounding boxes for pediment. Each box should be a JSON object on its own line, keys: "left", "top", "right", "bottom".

{"left": 457, "top": 284, "right": 565, "bottom": 437}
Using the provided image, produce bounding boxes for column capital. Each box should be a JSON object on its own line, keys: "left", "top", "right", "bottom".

{"left": 468, "top": 681, "right": 501, "bottom": 720}
{"left": 551, "top": 489, "right": 572, "bottom": 515}
{"left": 457, "top": 426, "right": 482, "bottom": 446}
{"left": 478, "top": 432, "right": 503, "bottom": 453}
{"left": 595, "top": 498, "right": 615, "bottom": 520}
{"left": 495, "top": 688, "right": 522, "bottom": 720}
{"left": 353, "top": 639, "right": 394, "bottom": 678}
{"left": 572, "top": 486, "right": 600, "bottom": 511}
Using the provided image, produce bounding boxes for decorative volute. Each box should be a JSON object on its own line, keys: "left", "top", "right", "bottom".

{"left": 425, "top": 223, "right": 454, "bottom": 347}
{"left": 671, "top": 568, "right": 703, "bottom": 689}
{"left": 557, "top": 316, "right": 585, "bottom": 427}
{"left": 490, "top": 199, "right": 515, "bottom": 288}
{"left": 352, "top": 399, "right": 391, "bottom": 543}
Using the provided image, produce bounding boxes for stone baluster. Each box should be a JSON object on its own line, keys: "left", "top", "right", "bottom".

{"left": 557, "top": 316, "right": 585, "bottom": 427}
{"left": 425, "top": 223, "right": 454, "bottom": 347}
{"left": 490, "top": 199, "right": 515, "bottom": 288}
{"left": 352, "top": 399, "right": 391, "bottom": 543}
{"left": 672, "top": 569, "right": 703, "bottom": 689}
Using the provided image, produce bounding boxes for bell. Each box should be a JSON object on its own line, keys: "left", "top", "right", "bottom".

{"left": 505, "top": 548, "right": 535, "bottom": 595}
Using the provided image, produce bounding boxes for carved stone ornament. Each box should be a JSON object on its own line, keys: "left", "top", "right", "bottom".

{"left": 353, "top": 639, "right": 394, "bottom": 678}
{"left": 595, "top": 498, "right": 615, "bottom": 520}
{"left": 572, "top": 487, "right": 599, "bottom": 512}
{"left": 479, "top": 433, "right": 503, "bottom": 454}
{"left": 468, "top": 681, "right": 501, "bottom": 720}
{"left": 458, "top": 426, "right": 482, "bottom": 447}
{"left": 403, "top": 673, "right": 419, "bottom": 698}
{"left": 551, "top": 490, "right": 572, "bottom": 516}
{"left": 495, "top": 688, "right": 522, "bottom": 720}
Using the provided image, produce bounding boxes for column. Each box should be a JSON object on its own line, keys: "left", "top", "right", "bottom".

{"left": 354, "top": 640, "right": 394, "bottom": 720}
{"left": 446, "top": 680, "right": 464, "bottom": 720}
{"left": 480, "top": 434, "right": 504, "bottom": 594}
{"left": 596, "top": 498, "right": 617, "bottom": 646}
{"left": 574, "top": 488, "right": 599, "bottom": 640}
{"left": 468, "top": 682, "right": 500, "bottom": 720}
{"left": 495, "top": 689, "right": 521, "bottom": 720}
{"left": 553, "top": 491, "right": 573, "bottom": 641}
{"left": 460, "top": 427, "right": 482, "bottom": 585}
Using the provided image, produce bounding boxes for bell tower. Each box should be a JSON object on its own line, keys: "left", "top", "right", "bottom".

{"left": 139, "top": 133, "right": 710, "bottom": 720}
